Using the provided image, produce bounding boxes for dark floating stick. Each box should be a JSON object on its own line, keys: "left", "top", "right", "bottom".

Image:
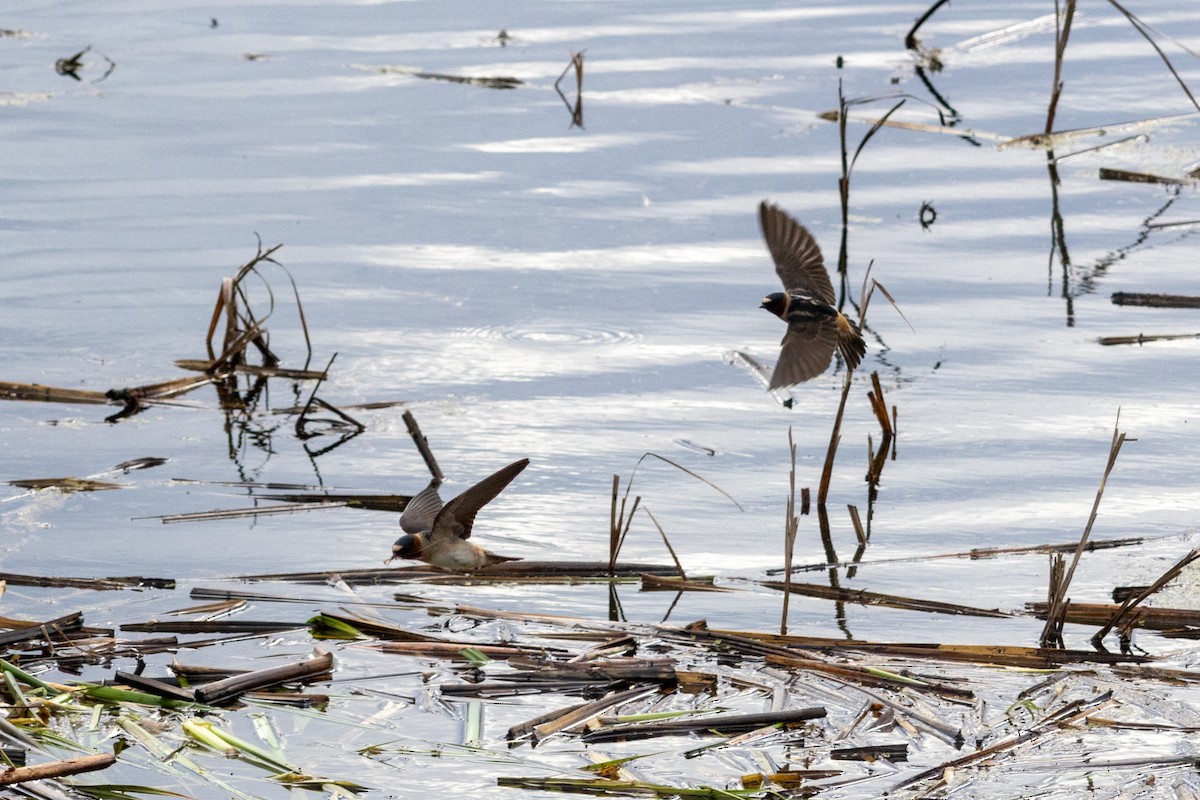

{"left": 582, "top": 707, "right": 827, "bottom": 744}
{"left": 120, "top": 620, "right": 306, "bottom": 635}
{"left": 0, "top": 573, "right": 173, "bottom": 590}
{"left": 114, "top": 671, "right": 196, "bottom": 703}
{"left": 1111, "top": 292, "right": 1200, "bottom": 308}
{"left": 831, "top": 743, "right": 909, "bottom": 762}
{"left": 0, "top": 612, "right": 84, "bottom": 647}
{"left": 192, "top": 650, "right": 332, "bottom": 705}
{"left": 1099, "top": 167, "right": 1192, "bottom": 185}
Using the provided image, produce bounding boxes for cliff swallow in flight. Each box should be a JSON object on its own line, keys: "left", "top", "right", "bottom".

{"left": 758, "top": 201, "right": 866, "bottom": 389}
{"left": 390, "top": 459, "right": 528, "bottom": 571}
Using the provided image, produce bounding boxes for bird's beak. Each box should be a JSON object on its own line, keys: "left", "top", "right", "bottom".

{"left": 760, "top": 297, "right": 771, "bottom": 309}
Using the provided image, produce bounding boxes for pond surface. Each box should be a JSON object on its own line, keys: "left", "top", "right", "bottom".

{"left": 2, "top": 1, "right": 1200, "bottom": 797}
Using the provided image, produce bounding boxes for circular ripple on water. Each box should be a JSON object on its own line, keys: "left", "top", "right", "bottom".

{"left": 455, "top": 326, "right": 639, "bottom": 345}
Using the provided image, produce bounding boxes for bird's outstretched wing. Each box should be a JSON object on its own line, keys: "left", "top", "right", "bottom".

{"left": 399, "top": 480, "right": 443, "bottom": 534}
{"left": 430, "top": 458, "right": 529, "bottom": 543}
{"left": 759, "top": 202, "right": 836, "bottom": 306}
{"left": 770, "top": 318, "right": 839, "bottom": 390}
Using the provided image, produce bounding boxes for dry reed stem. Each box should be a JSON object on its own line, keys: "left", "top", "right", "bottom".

{"left": 0, "top": 753, "right": 115, "bottom": 786}
{"left": 1045, "top": 0, "right": 1077, "bottom": 135}
{"left": 640, "top": 507, "right": 686, "bottom": 579}
{"left": 847, "top": 505, "right": 865, "bottom": 545}
{"left": 780, "top": 427, "right": 798, "bottom": 635}
{"left": 1040, "top": 413, "right": 1128, "bottom": 647}
{"left": 866, "top": 371, "right": 892, "bottom": 435}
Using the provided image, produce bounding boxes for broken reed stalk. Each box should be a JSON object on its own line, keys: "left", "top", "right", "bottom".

{"left": 203, "top": 240, "right": 312, "bottom": 373}
{"left": 1039, "top": 414, "right": 1128, "bottom": 648}
{"left": 1105, "top": 0, "right": 1200, "bottom": 113}
{"left": 1092, "top": 549, "right": 1200, "bottom": 645}
{"left": 403, "top": 409, "right": 444, "bottom": 482}
{"left": 608, "top": 453, "right": 742, "bottom": 574}
{"left": 847, "top": 505, "right": 865, "bottom": 545}
{"left": 816, "top": 369, "right": 854, "bottom": 506}
{"left": 866, "top": 372, "right": 892, "bottom": 436}
{"left": 640, "top": 507, "right": 686, "bottom": 580}
{"left": 781, "top": 427, "right": 798, "bottom": 635}
{"left": 1045, "top": 0, "right": 1077, "bottom": 135}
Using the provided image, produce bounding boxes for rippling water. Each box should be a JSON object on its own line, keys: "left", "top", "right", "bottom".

{"left": 2, "top": 3, "right": 1200, "bottom": 791}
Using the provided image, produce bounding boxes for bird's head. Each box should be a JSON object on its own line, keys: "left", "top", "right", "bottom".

{"left": 760, "top": 292, "right": 787, "bottom": 318}
{"left": 391, "top": 533, "right": 423, "bottom": 562}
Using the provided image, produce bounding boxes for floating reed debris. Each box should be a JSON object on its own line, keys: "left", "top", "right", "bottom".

{"left": 1098, "top": 331, "right": 1200, "bottom": 346}
{"left": 582, "top": 706, "right": 827, "bottom": 744}
{"left": 771, "top": 533, "right": 1158, "bottom": 575}
{"left": 6, "top": 477, "right": 123, "bottom": 492}
{"left": 0, "top": 752, "right": 116, "bottom": 786}
{"left": 1028, "top": 600, "right": 1200, "bottom": 633}
{"left": 1111, "top": 291, "right": 1200, "bottom": 308}
{"left": 1092, "top": 549, "right": 1200, "bottom": 644}
{"left": 817, "top": 109, "right": 1005, "bottom": 143}
{"left": 0, "top": 611, "right": 84, "bottom": 647}
{"left": 888, "top": 692, "right": 1115, "bottom": 794}
{"left": 0, "top": 381, "right": 111, "bottom": 406}
{"left": 1099, "top": 167, "right": 1192, "bottom": 185}
{"left": 120, "top": 619, "right": 306, "bottom": 635}
{"left": 364, "top": 64, "right": 522, "bottom": 89}
{"left": 191, "top": 649, "right": 332, "bottom": 705}
{"left": 0, "top": 573, "right": 173, "bottom": 590}
{"left": 761, "top": 580, "right": 1011, "bottom": 619}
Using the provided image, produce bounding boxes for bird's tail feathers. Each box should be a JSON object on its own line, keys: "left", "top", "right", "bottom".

{"left": 835, "top": 314, "right": 867, "bottom": 372}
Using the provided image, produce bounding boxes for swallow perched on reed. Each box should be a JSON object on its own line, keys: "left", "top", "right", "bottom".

{"left": 758, "top": 201, "right": 866, "bottom": 389}
{"left": 390, "top": 459, "right": 527, "bottom": 572}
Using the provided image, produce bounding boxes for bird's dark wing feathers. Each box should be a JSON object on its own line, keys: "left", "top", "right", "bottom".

{"left": 759, "top": 201, "right": 836, "bottom": 306}
{"left": 399, "top": 480, "right": 444, "bottom": 534}
{"left": 430, "top": 458, "right": 530, "bottom": 543}
{"left": 770, "top": 318, "right": 839, "bottom": 390}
